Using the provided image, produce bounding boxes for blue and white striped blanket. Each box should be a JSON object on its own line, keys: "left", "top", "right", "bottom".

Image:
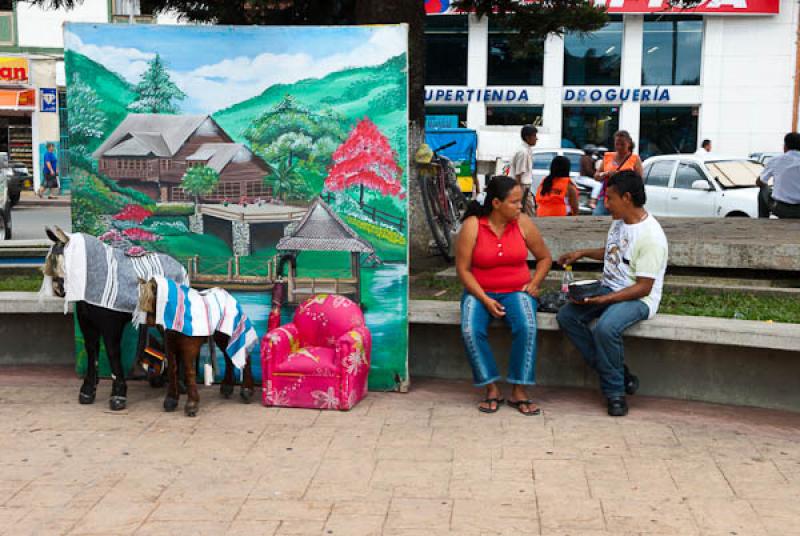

{"left": 144, "top": 276, "right": 258, "bottom": 369}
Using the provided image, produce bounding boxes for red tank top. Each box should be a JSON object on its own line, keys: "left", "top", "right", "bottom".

{"left": 470, "top": 217, "right": 531, "bottom": 293}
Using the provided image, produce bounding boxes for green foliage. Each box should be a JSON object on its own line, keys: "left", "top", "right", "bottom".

{"left": 66, "top": 72, "right": 107, "bottom": 166}
{"left": 128, "top": 54, "right": 186, "bottom": 114}
{"left": 151, "top": 204, "right": 195, "bottom": 217}
{"left": 0, "top": 274, "right": 42, "bottom": 292}
{"left": 181, "top": 166, "right": 221, "bottom": 199}
{"left": 64, "top": 50, "right": 136, "bottom": 154}
{"left": 244, "top": 96, "right": 346, "bottom": 197}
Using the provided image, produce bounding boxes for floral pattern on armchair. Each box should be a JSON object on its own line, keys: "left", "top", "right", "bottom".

{"left": 261, "top": 294, "right": 372, "bottom": 410}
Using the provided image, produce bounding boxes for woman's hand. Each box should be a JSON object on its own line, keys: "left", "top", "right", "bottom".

{"left": 483, "top": 297, "right": 506, "bottom": 318}
{"left": 522, "top": 281, "right": 540, "bottom": 298}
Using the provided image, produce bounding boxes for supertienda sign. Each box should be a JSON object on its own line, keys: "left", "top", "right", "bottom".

{"left": 0, "top": 57, "right": 29, "bottom": 84}
{"left": 425, "top": 0, "right": 779, "bottom": 15}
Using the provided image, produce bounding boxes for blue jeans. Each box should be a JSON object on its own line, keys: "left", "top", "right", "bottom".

{"left": 593, "top": 197, "right": 610, "bottom": 216}
{"left": 460, "top": 291, "right": 538, "bottom": 387}
{"left": 556, "top": 287, "right": 649, "bottom": 398}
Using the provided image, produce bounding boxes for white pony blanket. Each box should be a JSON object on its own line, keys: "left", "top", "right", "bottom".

{"left": 61, "top": 232, "right": 189, "bottom": 313}
{"left": 142, "top": 276, "right": 258, "bottom": 369}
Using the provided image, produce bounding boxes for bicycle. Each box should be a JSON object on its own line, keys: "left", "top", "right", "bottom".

{"left": 415, "top": 141, "right": 469, "bottom": 261}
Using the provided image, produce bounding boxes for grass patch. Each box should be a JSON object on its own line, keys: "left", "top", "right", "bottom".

{"left": 0, "top": 274, "right": 43, "bottom": 292}
{"left": 659, "top": 289, "right": 800, "bottom": 324}
{"left": 409, "top": 274, "right": 800, "bottom": 324}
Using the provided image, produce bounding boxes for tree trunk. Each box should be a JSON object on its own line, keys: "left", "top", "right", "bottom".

{"left": 354, "top": 1, "right": 439, "bottom": 270}
{"left": 359, "top": 183, "right": 364, "bottom": 207}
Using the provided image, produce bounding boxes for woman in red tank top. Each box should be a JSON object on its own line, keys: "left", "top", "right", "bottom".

{"left": 455, "top": 176, "right": 552, "bottom": 415}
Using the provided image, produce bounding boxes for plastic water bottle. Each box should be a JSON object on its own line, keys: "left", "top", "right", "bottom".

{"left": 561, "top": 265, "right": 574, "bottom": 300}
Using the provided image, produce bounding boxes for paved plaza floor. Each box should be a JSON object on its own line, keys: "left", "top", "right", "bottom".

{"left": 0, "top": 366, "right": 798, "bottom": 536}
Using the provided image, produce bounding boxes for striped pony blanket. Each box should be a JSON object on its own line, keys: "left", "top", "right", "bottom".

{"left": 144, "top": 276, "right": 258, "bottom": 369}
{"left": 63, "top": 232, "right": 189, "bottom": 313}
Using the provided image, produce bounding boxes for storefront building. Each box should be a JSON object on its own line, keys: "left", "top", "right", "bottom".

{"left": 425, "top": 0, "right": 798, "bottom": 165}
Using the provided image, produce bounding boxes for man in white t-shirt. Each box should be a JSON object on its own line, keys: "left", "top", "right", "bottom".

{"left": 509, "top": 125, "right": 537, "bottom": 212}
{"left": 556, "top": 170, "right": 668, "bottom": 417}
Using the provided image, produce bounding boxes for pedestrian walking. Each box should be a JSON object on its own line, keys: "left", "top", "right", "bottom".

{"left": 37, "top": 143, "right": 59, "bottom": 199}
{"left": 592, "top": 131, "right": 643, "bottom": 216}
{"left": 455, "top": 175, "right": 552, "bottom": 415}
{"left": 557, "top": 171, "right": 668, "bottom": 417}
{"left": 509, "top": 125, "right": 537, "bottom": 214}
{"left": 535, "top": 156, "right": 579, "bottom": 217}
{"left": 757, "top": 132, "right": 800, "bottom": 219}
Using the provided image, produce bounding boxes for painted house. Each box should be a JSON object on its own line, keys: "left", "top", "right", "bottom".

{"left": 92, "top": 114, "right": 272, "bottom": 202}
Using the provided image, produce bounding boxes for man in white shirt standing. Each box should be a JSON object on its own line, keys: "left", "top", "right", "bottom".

{"left": 557, "top": 170, "right": 668, "bottom": 417}
{"left": 509, "top": 125, "right": 537, "bottom": 213}
{"left": 695, "top": 139, "right": 711, "bottom": 154}
{"left": 757, "top": 132, "right": 800, "bottom": 219}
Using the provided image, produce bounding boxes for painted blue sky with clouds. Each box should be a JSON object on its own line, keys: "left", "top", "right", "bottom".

{"left": 64, "top": 23, "right": 407, "bottom": 115}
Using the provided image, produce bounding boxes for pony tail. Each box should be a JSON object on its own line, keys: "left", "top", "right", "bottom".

{"left": 540, "top": 174, "right": 554, "bottom": 196}
{"left": 461, "top": 199, "right": 489, "bottom": 222}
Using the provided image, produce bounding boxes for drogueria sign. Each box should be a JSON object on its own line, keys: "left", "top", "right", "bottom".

{"left": 563, "top": 86, "right": 671, "bottom": 103}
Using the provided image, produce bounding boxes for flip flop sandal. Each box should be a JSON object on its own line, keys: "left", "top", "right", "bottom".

{"left": 478, "top": 397, "right": 504, "bottom": 414}
{"left": 507, "top": 399, "right": 541, "bottom": 416}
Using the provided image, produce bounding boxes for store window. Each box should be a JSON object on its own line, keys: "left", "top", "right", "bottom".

{"left": 642, "top": 16, "right": 702, "bottom": 86}
{"left": 425, "top": 105, "right": 467, "bottom": 128}
{"left": 639, "top": 106, "right": 698, "bottom": 159}
{"left": 487, "top": 20, "right": 544, "bottom": 86}
{"left": 0, "top": 1, "right": 11, "bottom": 10}
{"left": 562, "top": 106, "right": 619, "bottom": 149}
{"left": 564, "top": 18, "right": 623, "bottom": 86}
{"left": 485, "top": 105, "right": 543, "bottom": 126}
{"left": 425, "top": 15, "right": 468, "bottom": 86}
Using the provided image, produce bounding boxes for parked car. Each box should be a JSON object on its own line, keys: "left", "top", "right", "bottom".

{"left": 0, "top": 153, "right": 31, "bottom": 206}
{"left": 0, "top": 172, "right": 12, "bottom": 239}
{"left": 748, "top": 152, "right": 781, "bottom": 166}
{"left": 642, "top": 154, "right": 763, "bottom": 218}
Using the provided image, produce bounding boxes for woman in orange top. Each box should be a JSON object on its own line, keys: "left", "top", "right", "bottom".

{"left": 593, "top": 130, "right": 644, "bottom": 216}
{"left": 535, "top": 156, "right": 579, "bottom": 217}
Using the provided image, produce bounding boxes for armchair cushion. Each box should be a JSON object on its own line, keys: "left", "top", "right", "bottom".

{"left": 273, "top": 346, "right": 337, "bottom": 376}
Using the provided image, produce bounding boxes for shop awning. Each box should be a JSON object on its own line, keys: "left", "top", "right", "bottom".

{"left": 0, "top": 88, "right": 35, "bottom": 110}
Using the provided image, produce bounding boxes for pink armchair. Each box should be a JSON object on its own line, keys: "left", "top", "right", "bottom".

{"left": 261, "top": 294, "right": 372, "bottom": 410}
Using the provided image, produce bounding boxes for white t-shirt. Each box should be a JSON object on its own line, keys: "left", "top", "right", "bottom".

{"left": 510, "top": 142, "right": 534, "bottom": 185}
{"left": 601, "top": 214, "right": 668, "bottom": 319}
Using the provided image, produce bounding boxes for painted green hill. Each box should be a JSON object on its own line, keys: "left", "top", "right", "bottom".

{"left": 64, "top": 50, "right": 136, "bottom": 151}
{"left": 214, "top": 54, "right": 408, "bottom": 158}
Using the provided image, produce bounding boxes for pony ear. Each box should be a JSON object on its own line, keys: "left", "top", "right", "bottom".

{"left": 53, "top": 226, "right": 70, "bottom": 244}
{"left": 45, "top": 227, "right": 59, "bottom": 243}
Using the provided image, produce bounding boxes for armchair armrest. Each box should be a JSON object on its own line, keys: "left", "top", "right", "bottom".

{"left": 261, "top": 323, "right": 301, "bottom": 370}
{"left": 336, "top": 326, "right": 371, "bottom": 376}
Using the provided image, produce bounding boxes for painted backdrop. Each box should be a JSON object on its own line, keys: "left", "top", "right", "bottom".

{"left": 64, "top": 23, "right": 409, "bottom": 391}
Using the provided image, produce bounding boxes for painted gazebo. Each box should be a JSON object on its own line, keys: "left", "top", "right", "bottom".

{"left": 276, "top": 197, "right": 375, "bottom": 304}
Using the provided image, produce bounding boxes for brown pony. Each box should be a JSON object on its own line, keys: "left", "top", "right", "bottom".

{"left": 136, "top": 278, "right": 255, "bottom": 417}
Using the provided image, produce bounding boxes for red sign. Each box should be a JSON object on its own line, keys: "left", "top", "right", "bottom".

{"left": 425, "top": 0, "right": 779, "bottom": 15}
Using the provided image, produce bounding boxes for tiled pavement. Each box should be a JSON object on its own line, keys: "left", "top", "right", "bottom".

{"left": 0, "top": 366, "right": 798, "bottom": 536}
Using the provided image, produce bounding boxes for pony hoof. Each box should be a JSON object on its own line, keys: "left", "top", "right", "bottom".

{"left": 240, "top": 388, "right": 253, "bottom": 404}
{"left": 109, "top": 396, "right": 127, "bottom": 411}
{"left": 163, "top": 397, "right": 178, "bottom": 412}
{"left": 185, "top": 403, "right": 199, "bottom": 417}
{"left": 220, "top": 384, "right": 234, "bottom": 399}
{"left": 78, "top": 391, "right": 96, "bottom": 404}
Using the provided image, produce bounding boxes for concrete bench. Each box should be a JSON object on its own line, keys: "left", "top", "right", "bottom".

{"left": 409, "top": 299, "right": 800, "bottom": 352}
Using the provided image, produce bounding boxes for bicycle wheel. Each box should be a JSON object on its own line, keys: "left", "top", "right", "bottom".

{"left": 420, "top": 174, "right": 453, "bottom": 260}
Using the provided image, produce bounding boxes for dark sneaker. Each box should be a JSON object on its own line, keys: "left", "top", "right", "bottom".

{"left": 607, "top": 396, "right": 628, "bottom": 417}
{"left": 624, "top": 365, "right": 639, "bottom": 395}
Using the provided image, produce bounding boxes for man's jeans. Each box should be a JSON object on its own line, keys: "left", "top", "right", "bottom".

{"left": 460, "top": 291, "right": 538, "bottom": 387}
{"left": 556, "top": 287, "right": 649, "bottom": 398}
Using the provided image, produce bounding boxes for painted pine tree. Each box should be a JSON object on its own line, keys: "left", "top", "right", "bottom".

{"left": 128, "top": 54, "right": 186, "bottom": 114}
{"left": 325, "top": 118, "right": 403, "bottom": 208}
{"left": 67, "top": 72, "right": 107, "bottom": 166}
